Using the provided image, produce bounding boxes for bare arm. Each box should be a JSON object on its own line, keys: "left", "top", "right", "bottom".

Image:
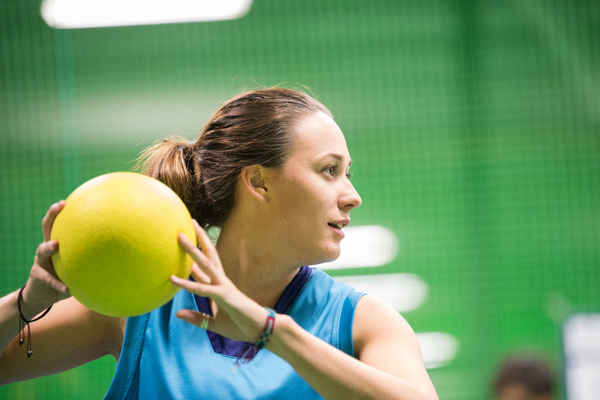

{"left": 352, "top": 295, "right": 438, "bottom": 399}
{"left": 265, "top": 295, "right": 438, "bottom": 400}
{"left": 0, "top": 200, "right": 124, "bottom": 385}
{"left": 0, "top": 294, "right": 123, "bottom": 385}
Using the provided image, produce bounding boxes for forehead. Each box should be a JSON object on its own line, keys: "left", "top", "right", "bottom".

{"left": 287, "top": 111, "right": 350, "bottom": 162}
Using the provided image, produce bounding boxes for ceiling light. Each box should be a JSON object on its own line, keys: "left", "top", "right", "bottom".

{"left": 41, "top": 0, "right": 253, "bottom": 29}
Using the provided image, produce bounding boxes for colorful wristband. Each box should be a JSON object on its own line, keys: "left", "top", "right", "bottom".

{"left": 233, "top": 307, "right": 276, "bottom": 369}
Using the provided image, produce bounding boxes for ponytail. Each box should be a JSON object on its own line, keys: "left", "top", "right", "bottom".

{"left": 135, "top": 136, "right": 204, "bottom": 224}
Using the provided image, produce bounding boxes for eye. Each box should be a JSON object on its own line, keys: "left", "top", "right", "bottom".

{"left": 323, "top": 165, "right": 338, "bottom": 176}
{"left": 322, "top": 165, "right": 352, "bottom": 180}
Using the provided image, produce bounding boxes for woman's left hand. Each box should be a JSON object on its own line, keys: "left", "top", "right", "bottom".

{"left": 169, "top": 220, "right": 270, "bottom": 343}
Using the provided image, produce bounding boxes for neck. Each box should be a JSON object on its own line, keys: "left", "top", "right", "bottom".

{"left": 215, "top": 221, "right": 301, "bottom": 309}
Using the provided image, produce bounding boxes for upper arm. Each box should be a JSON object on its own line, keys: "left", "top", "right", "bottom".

{"left": 353, "top": 295, "right": 438, "bottom": 400}
{"left": 0, "top": 297, "right": 124, "bottom": 385}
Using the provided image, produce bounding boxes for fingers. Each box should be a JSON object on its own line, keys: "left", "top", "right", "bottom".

{"left": 191, "top": 263, "right": 212, "bottom": 284}
{"left": 35, "top": 240, "right": 59, "bottom": 271}
{"left": 178, "top": 232, "right": 210, "bottom": 265}
{"left": 170, "top": 275, "right": 217, "bottom": 298}
{"left": 33, "top": 240, "right": 69, "bottom": 293}
{"left": 42, "top": 200, "right": 66, "bottom": 241}
{"left": 192, "top": 220, "right": 220, "bottom": 266}
{"left": 175, "top": 220, "right": 232, "bottom": 301}
{"left": 31, "top": 266, "right": 70, "bottom": 294}
{"left": 177, "top": 232, "right": 220, "bottom": 284}
{"left": 176, "top": 309, "right": 212, "bottom": 329}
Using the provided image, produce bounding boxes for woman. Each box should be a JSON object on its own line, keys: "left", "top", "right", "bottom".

{"left": 0, "top": 88, "right": 438, "bottom": 399}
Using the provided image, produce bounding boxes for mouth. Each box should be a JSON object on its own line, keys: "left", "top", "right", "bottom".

{"left": 327, "top": 219, "right": 349, "bottom": 238}
{"left": 328, "top": 218, "right": 350, "bottom": 230}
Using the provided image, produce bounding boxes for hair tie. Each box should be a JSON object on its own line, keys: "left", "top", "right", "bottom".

{"left": 17, "top": 286, "right": 53, "bottom": 358}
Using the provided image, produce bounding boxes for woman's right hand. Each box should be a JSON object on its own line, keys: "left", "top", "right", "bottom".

{"left": 20, "top": 201, "right": 72, "bottom": 319}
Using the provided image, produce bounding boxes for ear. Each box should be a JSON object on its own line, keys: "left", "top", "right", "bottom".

{"left": 240, "top": 165, "right": 269, "bottom": 201}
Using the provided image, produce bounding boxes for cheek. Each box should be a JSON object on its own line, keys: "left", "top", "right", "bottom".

{"left": 276, "top": 173, "right": 320, "bottom": 209}
{"left": 271, "top": 169, "right": 333, "bottom": 232}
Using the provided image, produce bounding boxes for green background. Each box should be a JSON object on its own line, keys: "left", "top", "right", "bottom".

{"left": 1, "top": 0, "right": 599, "bottom": 398}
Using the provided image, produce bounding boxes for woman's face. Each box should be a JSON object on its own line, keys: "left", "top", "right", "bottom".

{"left": 267, "top": 111, "right": 362, "bottom": 265}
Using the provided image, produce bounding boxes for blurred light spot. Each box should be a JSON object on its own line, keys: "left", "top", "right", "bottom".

{"left": 335, "top": 273, "right": 427, "bottom": 312}
{"left": 563, "top": 313, "right": 600, "bottom": 354}
{"left": 41, "top": 0, "right": 253, "bottom": 29}
{"left": 563, "top": 313, "right": 600, "bottom": 400}
{"left": 320, "top": 225, "right": 398, "bottom": 270}
{"left": 417, "top": 332, "right": 459, "bottom": 369}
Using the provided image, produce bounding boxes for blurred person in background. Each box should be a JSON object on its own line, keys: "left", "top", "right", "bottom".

{"left": 492, "top": 355, "right": 555, "bottom": 400}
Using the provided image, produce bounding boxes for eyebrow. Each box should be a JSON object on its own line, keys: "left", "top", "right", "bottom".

{"left": 320, "top": 153, "right": 352, "bottom": 167}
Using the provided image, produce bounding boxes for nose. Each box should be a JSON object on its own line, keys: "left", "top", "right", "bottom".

{"left": 339, "top": 180, "right": 362, "bottom": 211}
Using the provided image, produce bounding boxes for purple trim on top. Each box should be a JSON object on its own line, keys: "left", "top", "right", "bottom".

{"left": 192, "top": 266, "right": 313, "bottom": 359}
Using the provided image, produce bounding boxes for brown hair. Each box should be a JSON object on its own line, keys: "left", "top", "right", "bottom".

{"left": 492, "top": 355, "right": 555, "bottom": 397}
{"left": 137, "top": 87, "right": 332, "bottom": 228}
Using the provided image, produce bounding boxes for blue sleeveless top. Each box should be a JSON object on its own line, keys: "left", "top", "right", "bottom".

{"left": 104, "top": 267, "right": 366, "bottom": 399}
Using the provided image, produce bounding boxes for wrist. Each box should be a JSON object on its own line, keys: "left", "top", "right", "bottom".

{"left": 265, "top": 313, "right": 295, "bottom": 356}
{"left": 19, "top": 285, "right": 52, "bottom": 320}
{"left": 15, "top": 285, "right": 55, "bottom": 358}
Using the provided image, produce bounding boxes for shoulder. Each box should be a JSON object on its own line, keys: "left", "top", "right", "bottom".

{"left": 308, "top": 269, "right": 365, "bottom": 312}
{"left": 310, "top": 268, "right": 355, "bottom": 296}
{"left": 351, "top": 295, "right": 438, "bottom": 399}
{"left": 352, "top": 295, "right": 418, "bottom": 359}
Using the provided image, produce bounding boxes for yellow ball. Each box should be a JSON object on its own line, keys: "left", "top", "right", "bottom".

{"left": 50, "top": 172, "right": 196, "bottom": 317}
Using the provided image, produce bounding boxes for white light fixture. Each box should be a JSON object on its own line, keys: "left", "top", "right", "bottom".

{"left": 335, "top": 273, "right": 428, "bottom": 313}
{"left": 320, "top": 225, "right": 399, "bottom": 270}
{"left": 563, "top": 313, "right": 600, "bottom": 400}
{"left": 417, "top": 332, "right": 459, "bottom": 369}
{"left": 41, "top": 0, "right": 253, "bottom": 29}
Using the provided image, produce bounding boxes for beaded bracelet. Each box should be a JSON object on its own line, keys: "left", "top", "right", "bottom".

{"left": 17, "top": 286, "right": 53, "bottom": 358}
{"left": 234, "top": 307, "right": 276, "bottom": 369}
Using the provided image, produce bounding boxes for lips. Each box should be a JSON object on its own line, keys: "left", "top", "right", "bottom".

{"left": 327, "top": 218, "right": 350, "bottom": 229}
{"left": 327, "top": 218, "right": 349, "bottom": 239}
{"left": 328, "top": 224, "right": 345, "bottom": 239}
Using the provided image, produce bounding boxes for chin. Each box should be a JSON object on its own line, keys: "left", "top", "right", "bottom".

{"left": 297, "top": 240, "right": 340, "bottom": 266}
{"left": 314, "top": 243, "right": 341, "bottom": 263}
